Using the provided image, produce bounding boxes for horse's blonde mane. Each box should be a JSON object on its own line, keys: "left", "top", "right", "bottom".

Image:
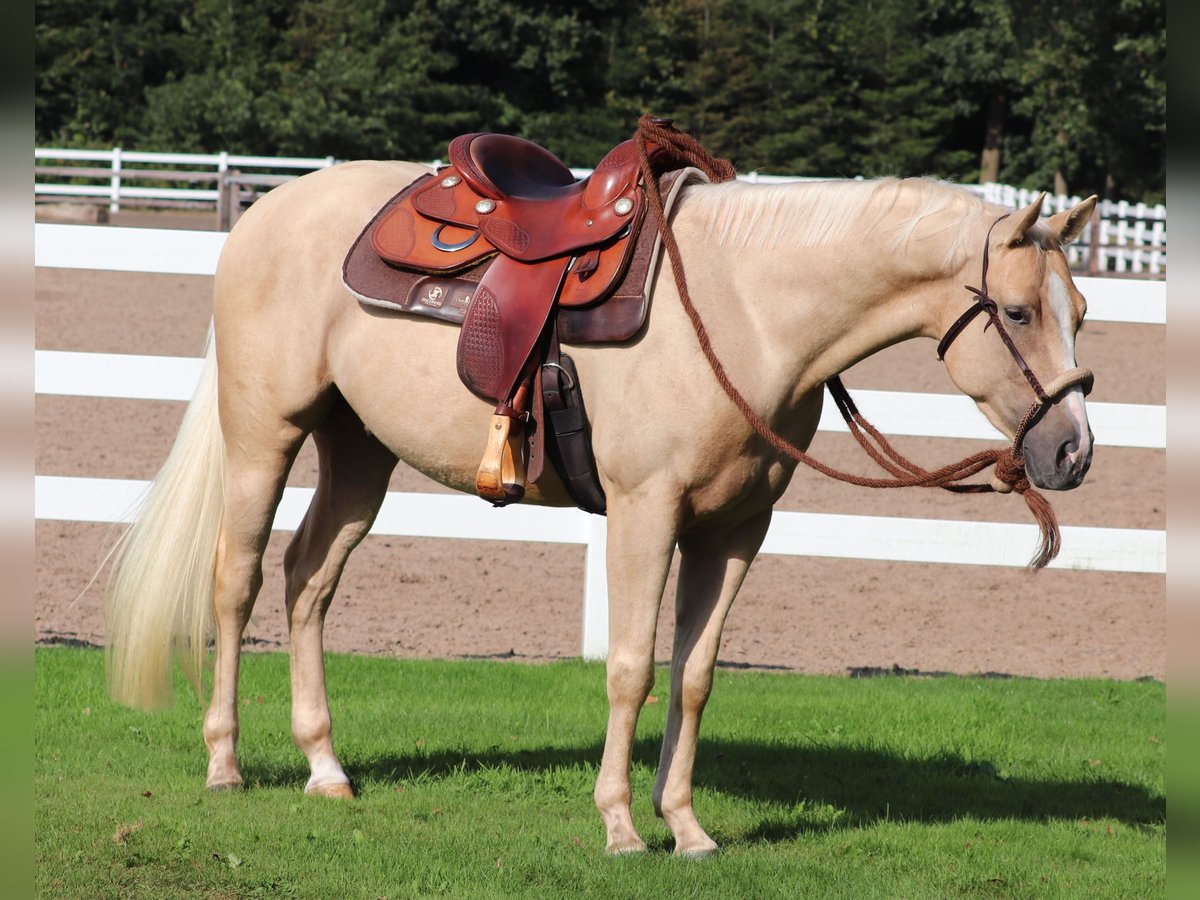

{"left": 681, "top": 177, "right": 997, "bottom": 272}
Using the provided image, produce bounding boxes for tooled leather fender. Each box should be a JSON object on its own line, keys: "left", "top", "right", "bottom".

{"left": 456, "top": 255, "right": 572, "bottom": 402}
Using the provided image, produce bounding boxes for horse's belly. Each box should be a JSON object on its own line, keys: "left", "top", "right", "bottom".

{"left": 330, "top": 312, "right": 576, "bottom": 506}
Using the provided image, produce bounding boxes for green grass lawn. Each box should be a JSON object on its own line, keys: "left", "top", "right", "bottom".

{"left": 35, "top": 648, "right": 1164, "bottom": 898}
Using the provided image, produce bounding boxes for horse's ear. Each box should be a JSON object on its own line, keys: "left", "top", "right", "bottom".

{"left": 997, "top": 192, "right": 1046, "bottom": 246}
{"left": 1046, "top": 195, "right": 1098, "bottom": 245}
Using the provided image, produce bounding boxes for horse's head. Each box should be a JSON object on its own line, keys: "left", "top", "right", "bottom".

{"left": 937, "top": 193, "right": 1098, "bottom": 491}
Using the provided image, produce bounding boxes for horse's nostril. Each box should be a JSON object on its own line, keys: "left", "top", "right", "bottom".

{"left": 1056, "top": 439, "right": 1079, "bottom": 469}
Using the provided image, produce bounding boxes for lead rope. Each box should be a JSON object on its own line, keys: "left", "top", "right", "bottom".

{"left": 633, "top": 115, "right": 1061, "bottom": 568}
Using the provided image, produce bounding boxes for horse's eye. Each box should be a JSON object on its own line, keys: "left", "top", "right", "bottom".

{"left": 1004, "top": 307, "right": 1030, "bottom": 325}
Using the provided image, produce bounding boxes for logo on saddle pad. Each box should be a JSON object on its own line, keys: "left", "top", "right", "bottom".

{"left": 424, "top": 285, "right": 446, "bottom": 308}
{"left": 412, "top": 279, "right": 473, "bottom": 313}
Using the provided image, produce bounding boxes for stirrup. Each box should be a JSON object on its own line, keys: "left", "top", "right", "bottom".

{"left": 475, "top": 414, "right": 527, "bottom": 505}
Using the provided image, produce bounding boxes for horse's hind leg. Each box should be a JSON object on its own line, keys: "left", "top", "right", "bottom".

{"left": 283, "top": 400, "right": 397, "bottom": 797}
{"left": 652, "top": 510, "right": 772, "bottom": 857}
{"left": 205, "top": 420, "right": 308, "bottom": 790}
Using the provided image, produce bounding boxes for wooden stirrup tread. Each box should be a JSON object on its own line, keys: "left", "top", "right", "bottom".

{"left": 475, "top": 414, "right": 527, "bottom": 505}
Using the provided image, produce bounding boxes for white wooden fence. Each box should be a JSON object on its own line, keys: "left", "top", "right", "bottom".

{"left": 34, "top": 224, "right": 1167, "bottom": 658}
{"left": 34, "top": 148, "right": 337, "bottom": 230}
{"left": 36, "top": 148, "right": 1165, "bottom": 275}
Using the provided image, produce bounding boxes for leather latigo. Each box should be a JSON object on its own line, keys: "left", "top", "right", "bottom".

{"left": 558, "top": 167, "right": 694, "bottom": 342}
{"left": 558, "top": 201, "right": 643, "bottom": 308}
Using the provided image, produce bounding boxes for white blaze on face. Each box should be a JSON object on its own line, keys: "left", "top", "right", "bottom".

{"left": 1047, "top": 272, "right": 1091, "bottom": 458}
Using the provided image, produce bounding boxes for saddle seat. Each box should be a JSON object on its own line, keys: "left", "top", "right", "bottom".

{"left": 452, "top": 133, "right": 577, "bottom": 201}
{"left": 410, "top": 133, "right": 647, "bottom": 263}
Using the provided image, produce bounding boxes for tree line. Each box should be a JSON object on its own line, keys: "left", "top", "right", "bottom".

{"left": 35, "top": 0, "right": 1165, "bottom": 201}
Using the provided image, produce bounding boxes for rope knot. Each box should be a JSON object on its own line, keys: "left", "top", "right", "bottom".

{"left": 635, "top": 114, "right": 738, "bottom": 183}
{"left": 990, "top": 451, "right": 1027, "bottom": 495}
{"left": 990, "top": 449, "right": 1061, "bottom": 569}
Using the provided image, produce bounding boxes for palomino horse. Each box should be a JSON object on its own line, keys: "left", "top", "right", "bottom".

{"left": 106, "top": 158, "right": 1096, "bottom": 856}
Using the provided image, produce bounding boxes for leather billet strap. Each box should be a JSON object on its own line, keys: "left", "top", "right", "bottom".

{"left": 936, "top": 214, "right": 1094, "bottom": 409}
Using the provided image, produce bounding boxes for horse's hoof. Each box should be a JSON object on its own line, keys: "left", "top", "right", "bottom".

{"left": 674, "top": 843, "right": 719, "bottom": 860}
{"left": 206, "top": 779, "right": 244, "bottom": 792}
{"left": 306, "top": 781, "right": 355, "bottom": 799}
{"left": 605, "top": 839, "right": 647, "bottom": 856}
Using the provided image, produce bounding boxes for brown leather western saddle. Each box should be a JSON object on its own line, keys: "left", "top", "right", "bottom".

{"left": 343, "top": 121, "right": 707, "bottom": 512}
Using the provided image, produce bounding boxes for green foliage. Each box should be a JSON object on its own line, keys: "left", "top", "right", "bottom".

{"left": 659, "top": 0, "right": 970, "bottom": 178}
{"left": 34, "top": 0, "right": 1164, "bottom": 199}
{"left": 37, "top": 649, "right": 1164, "bottom": 897}
{"left": 35, "top": 0, "right": 193, "bottom": 146}
{"left": 921, "top": 0, "right": 1165, "bottom": 200}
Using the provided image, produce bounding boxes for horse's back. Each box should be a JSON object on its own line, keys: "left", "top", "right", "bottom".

{"left": 215, "top": 160, "right": 430, "bottom": 319}
{"left": 211, "top": 161, "right": 417, "bottom": 418}
{"left": 217, "top": 160, "right": 429, "bottom": 279}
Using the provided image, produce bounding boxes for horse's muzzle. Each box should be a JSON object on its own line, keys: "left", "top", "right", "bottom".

{"left": 1023, "top": 420, "right": 1093, "bottom": 491}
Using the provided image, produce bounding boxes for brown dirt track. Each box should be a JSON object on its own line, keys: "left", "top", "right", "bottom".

{"left": 34, "top": 210, "right": 1166, "bottom": 680}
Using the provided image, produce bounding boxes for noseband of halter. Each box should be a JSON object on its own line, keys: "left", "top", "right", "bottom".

{"left": 935, "top": 214, "right": 1094, "bottom": 455}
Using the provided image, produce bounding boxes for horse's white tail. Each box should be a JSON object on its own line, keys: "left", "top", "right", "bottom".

{"left": 105, "top": 333, "right": 224, "bottom": 710}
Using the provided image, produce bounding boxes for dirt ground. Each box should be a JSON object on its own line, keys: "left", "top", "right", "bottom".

{"left": 34, "top": 208, "right": 1166, "bottom": 680}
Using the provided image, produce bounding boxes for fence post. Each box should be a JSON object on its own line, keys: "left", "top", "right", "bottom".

{"left": 109, "top": 147, "right": 122, "bottom": 214}
{"left": 215, "top": 152, "right": 230, "bottom": 230}
{"left": 581, "top": 515, "right": 609, "bottom": 659}
{"left": 1088, "top": 208, "right": 1100, "bottom": 276}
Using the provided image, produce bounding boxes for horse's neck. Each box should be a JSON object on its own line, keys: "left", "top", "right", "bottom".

{"left": 676, "top": 180, "right": 981, "bottom": 401}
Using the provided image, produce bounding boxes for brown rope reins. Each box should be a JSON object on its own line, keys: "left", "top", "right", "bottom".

{"left": 632, "top": 115, "right": 1092, "bottom": 569}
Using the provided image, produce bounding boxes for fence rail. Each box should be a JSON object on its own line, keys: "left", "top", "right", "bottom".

{"left": 35, "top": 147, "right": 337, "bottom": 230}
{"left": 33, "top": 350, "right": 1165, "bottom": 450}
{"left": 35, "top": 147, "right": 1165, "bottom": 275}
{"left": 34, "top": 224, "right": 1167, "bottom": 658}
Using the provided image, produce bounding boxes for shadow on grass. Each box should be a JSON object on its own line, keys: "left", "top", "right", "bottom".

{"left": 243, "top": 737, "right": 1164, "bottom": 840}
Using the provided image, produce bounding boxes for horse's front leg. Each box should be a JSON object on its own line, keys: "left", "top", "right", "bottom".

{"left": 594, "top": 496, "right": 679, "bottom": 854}
{"left": 653, "top": 509, "right": 772, "bottom": 856}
